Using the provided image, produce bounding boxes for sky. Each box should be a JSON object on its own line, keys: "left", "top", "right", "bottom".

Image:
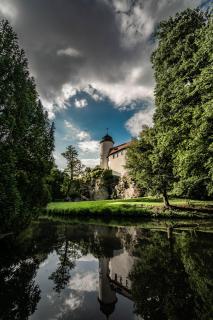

{"left": 0, "top": 0, "right": 211, "bottom": 169}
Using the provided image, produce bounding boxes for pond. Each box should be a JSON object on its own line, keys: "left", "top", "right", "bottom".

{"left": 0, "top": 219, "right": 212, "bottom": 320}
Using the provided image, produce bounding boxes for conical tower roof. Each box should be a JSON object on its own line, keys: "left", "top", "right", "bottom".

{"left": 100, "top": 134, "right": 114, "bottom": 144}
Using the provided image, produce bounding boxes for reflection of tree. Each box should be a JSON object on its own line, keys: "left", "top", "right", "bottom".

{"left": 130, "top": 231, "right": 213, "bottom": 320}
{"left": 0, "top": 259, "right": 40, "bottom": 320}
{"left": 49, "top": 239, "right": 81, "bottom": 294}
{"left": 130, "top": 232, "right": 196, "bottom": 320}
{"left": 177, "top": 232, "right": 213, "bottom": 320}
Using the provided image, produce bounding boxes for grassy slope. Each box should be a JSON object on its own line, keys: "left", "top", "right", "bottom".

{"left": 46, "top": 197, "right": 213, "bottom": 219}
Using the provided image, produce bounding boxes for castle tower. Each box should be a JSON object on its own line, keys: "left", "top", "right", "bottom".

{"left": 100, "top": 132, "right": 114, "bottom": 169}
{"left": 98, "top": 257, "right": 117, "bottom": 319}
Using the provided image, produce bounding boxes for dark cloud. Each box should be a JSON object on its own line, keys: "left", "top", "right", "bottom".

{"left": 2, "top": 0, "right": 132, "bottom": 97}
{"left": 0, "top": 0, "right": 203, "bottom": 112}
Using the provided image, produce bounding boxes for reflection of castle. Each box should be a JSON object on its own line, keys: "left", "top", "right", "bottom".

{"left": 97, "top": 228, "right": 141, "bottom": 319}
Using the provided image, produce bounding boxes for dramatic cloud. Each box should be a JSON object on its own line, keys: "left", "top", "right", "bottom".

{"left": 0, "top": 0, "right": 203, "bottom": 116}
{"left": 125, "top": 107, "right": 154, "bottom": 136}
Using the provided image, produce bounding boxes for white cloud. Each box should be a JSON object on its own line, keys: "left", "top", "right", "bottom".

{"left": 57, "top": 47, "right": 82, "bottom": 57}
{"left": 125, "top": 108, "right": 154, "bottom": 136}
{"left": 68, "top": 272, "right": 98, "bottom": 292}
{"left": 53, "top": 151, "right": 67, "bottom": 170}
{"left": 45, "top": 84, "right": 77, "bottom": 114}
{"left": 56, "top": 84, "right": 77, "bottom": 108}
{"left": 78, "top": 140, "right": 99, "bottom": 153}
{"left": 74, "top": 98, "right": 88, "bottom": 108}
{"left": 64, "top": 120, "right": 90, "bottom": 141}
{"left": 89, "top": 80, "right": 153, "bottom": 108}
{"left": 77, "top": 131, "right": 90, "bottom": 141}
{"left": 81, "top": 158, "right": 100, "bottom": 168}
{"left": 83, "top": 85, "right": 104, "bottom": 102}
{"left": 64, "top": 120, "right": 74, "bottom": 129}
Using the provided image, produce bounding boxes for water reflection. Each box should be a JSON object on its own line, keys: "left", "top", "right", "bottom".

{"left": 0, "top": 220, "right": 212, "bottom": 319}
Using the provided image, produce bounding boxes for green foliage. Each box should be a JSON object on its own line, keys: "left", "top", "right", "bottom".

{"left": 0, "top": 20, "right": 54, "bottom": 231}
{"left": 126, "top": 127, "right": 172, "bottom": 206}
{"left": 47, "top": 165, "right": 66, "bottom": 201}
{"left": 126, "top": 128, "right": 155, "bottom": 193}
{"left": 152, "top": 8, "right": 212, "bottom": 199}
{"left": 126, "top": 8, "right": 212, "bottom": 203}
{"left": 61, "top": 145, "right": 84, "bottom": 197}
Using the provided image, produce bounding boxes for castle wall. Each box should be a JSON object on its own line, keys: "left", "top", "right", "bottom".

{"left": 108, "top": 149, "right": 128, "bottom": 176}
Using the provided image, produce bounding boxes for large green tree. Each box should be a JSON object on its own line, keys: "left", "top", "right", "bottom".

{"left": 151, "top": 8, "right": 212, "bottom": 199}
{"left": 127, "top": 8, "right": 212, "bottom": 204}
{"left": 0, "top": 20, "right": 54, "bottom": 231}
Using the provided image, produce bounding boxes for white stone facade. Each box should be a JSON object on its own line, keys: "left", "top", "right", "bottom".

{"left": 100, "top": 134, "right": 130, "bottom": 176}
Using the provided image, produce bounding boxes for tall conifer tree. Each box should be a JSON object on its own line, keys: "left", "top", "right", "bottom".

{"left": 0, "top": 20, "right": 54, "bottom": 231}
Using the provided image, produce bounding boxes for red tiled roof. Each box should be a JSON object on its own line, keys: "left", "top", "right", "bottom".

{"left": 108, "top": 142, "right": 131, "bottom": 156}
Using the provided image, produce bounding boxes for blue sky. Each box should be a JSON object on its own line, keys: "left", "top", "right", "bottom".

{"left": 53, "top": 90, "right": 153, "bottom": 168}
{"left": 0, "top": 0, "right": 211, "bottom": 168}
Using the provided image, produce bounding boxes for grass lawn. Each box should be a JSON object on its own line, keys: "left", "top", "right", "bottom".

{"left": 46, "top": 197, "right": 213, "bottom": 219}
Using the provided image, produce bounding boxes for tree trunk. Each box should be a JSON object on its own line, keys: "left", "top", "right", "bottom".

{"left": 162, "top": 190, "right": 170, "bottom": 208}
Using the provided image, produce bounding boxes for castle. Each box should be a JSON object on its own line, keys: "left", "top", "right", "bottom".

{"left": 100, "top": 133, "right": 131, "bottom": 176}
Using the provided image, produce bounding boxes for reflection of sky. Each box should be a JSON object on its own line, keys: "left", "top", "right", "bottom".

{"left": 30, "top": 251, "right": 135, "bottom": 320}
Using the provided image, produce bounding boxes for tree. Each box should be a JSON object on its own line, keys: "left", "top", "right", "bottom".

{"left": 172, "top": 12, "right": 213, "bottom": 198}
{"left": 127, "top": 9, "right": 212, "bottom": 205}
{"left": 47, "top": 165, "right": 65, "bottom": 201}
{"left": 151, "top": 8, "right": 212, "bottom": 199}
{"left": 0, "top": 20, "right": 54, "bottom": 232}
{"left": 126, "top": 128, "right": 154, "bottom": 193}
{"left": 61, "top": 145, "right": 84, "bottom": 197}
{"left": 126, "top": 127, "right": 172, "bottom": 207}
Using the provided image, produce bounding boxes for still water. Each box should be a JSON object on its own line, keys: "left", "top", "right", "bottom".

{"left": 0, "top": 219, "right": 212, "bottom": 320}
